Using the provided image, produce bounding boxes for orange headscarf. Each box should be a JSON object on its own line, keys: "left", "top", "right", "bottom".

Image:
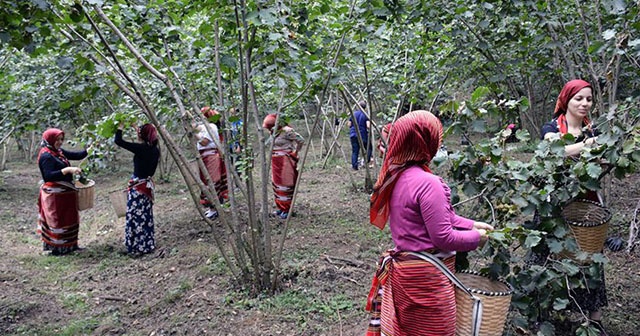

{"left": 554, "top": 79, "right": 592, "bottom": 134}
{"left": 369, "top": 110, "right": 443, "bottom": 229}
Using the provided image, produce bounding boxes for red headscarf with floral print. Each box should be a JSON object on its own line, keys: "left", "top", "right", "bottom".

{"left": 554, "top": 79, "right": 592, "bottom": 134}
{"left": 369, "top": 110, "right": 443, "bottom": 229}
{"left": 38, "top": 128, "right": 69, "bottom": 165}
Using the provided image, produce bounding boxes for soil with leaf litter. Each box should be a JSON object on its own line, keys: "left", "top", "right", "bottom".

{"left": 1, "top": 146, "right": 640, "bottom": 335}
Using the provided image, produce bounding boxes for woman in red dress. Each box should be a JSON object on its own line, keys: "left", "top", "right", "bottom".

{"left": 37, "top": 128, "right": 88, "bottom": 256}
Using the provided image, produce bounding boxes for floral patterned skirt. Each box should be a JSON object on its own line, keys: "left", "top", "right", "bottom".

{"left": 125, "top": 188, "right": 155, "bottom": 254}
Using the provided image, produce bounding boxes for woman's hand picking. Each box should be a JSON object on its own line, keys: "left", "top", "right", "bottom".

{"left": 473, "top": 221, "right": 494, "bottom": 231}
{"left": 62, "top": 167, "right": 81, "bottom": 175}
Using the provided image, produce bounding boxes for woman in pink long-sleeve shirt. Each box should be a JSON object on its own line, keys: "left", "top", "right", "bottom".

{"left": 365, "top": 110, "right": 493, "bottom": 336}
{"left": 389, "top": 166, "right": 480, "bottom": 254}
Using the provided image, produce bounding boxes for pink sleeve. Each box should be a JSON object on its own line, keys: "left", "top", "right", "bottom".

{"left": 418, "top": 178, "right": 480, "bottom": 252}
{"left": 453, "top": 214, "right": 475, "bottom": 230}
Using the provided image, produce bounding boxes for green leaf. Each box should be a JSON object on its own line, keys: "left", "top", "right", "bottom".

{"left": 538, "top": 322, "right": 556, "bottom": 335}
{"left": 552, "top": 298, "right": 569, "bottom": 310}
{"left": 259, "top": 9, "right": 277, "bottom": 26}
{"left": 511, "top": 196, "right": 528, "bottom": 208}
{"left": 553, "top": 225, "right": 568, "bottom": 238}
{"left": 31, "top": 0, "right": 49, "bottom": 10}
{"left": 488, "top": 231, "right": 507, "bottom": 243}
{"left": 462, "top": 181, "right": 479, "bottom": 195}
{"left": 199, "top": 22, "right": 213, "bottom": 34}
{"left": 471, "top": 86, "right": 490, "bottom": 105}
{"left": 616, "top": 155, "right": 630, "bottom": 168}
{"left": 622, "top": 139, "right": 636, "bottom": 154}
{"left": 591, "top": 253, "right": 608, "bottom": 264}
{"left": 548, "top": 240, "right": 564, "bottom": 253}
{"left": 585, "top": 163, "right": 602, "bottom": 179}
{"left": 511, "top": 171, "right": 528, "bottom": 180}
{"left": 470, "top": 120, "right": 486, "bottom": 133}
{"left": 524, "top": 235, "right": 542, "bottom": 248}
{"left": 269, "top": 33, "right": 284, "bottom": 41}
{"left": 557, "top": 260, "right": 580, "bottom": 276}
{"left": 588, "top": 41, "right": 605, "bottom": 54}
{"left": 602, "top": 29, "right": 616, "bottom": 40}
{"left": 97, "top": 119, "right": 116, "bottom": 138}
{"left": 70, "top": 4, "right": 83, "bottom": 22}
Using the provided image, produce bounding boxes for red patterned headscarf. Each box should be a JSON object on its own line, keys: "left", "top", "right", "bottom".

{"left": 262, "top": 113, "right": 286, "bottom": 132}
{"left": 38, "top": 128, "right": 69, "bottom": 164}
{"left": 201, "top": 106, "right": 220, "bottom": 120}
{"left": 138, "top": 123, "right": 158, "bottom": 146}
{"left": 554, "top": 79, "right": 592, "bottom": 134}
{"left": 370, "top": 110, "right": 443, "bottom": 229}
{"left": 262, "top": 113, "right": 276, "bottom": 130}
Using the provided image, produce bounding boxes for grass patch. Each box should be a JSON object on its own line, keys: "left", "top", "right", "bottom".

{"left": 198, "top": 254, "right": 230, "bottom": 277}
{"left": 223, "top": 288, "right": 358, "bottom": 321}
{"left": 256, "top": 290, "right": 358, "bottom": 327}
{"left": 17, "top": 255, "right": 79, "bottom": 280}
{"left": 163, "top": 279, "right": 193, "bottom": 304}
{"left": 0, "top": 300, "right": 38, "bottom": 320}
{"left": 61, "top": 293, "right": 88, "bottom": 312}
{"left": 14, "top": 317, "right": 100, "bottom": 336}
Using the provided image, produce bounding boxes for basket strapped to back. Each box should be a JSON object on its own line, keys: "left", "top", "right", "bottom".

{"left": 561, "top": 199, "right": 612, "bottom": 253}
{"left": 408, "top": 252, "right": 483, "bottom": 336}
{"left": 109, "top": 189, "right": 127, "bottom": 218}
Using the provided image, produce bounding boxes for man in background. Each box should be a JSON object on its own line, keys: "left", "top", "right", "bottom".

{"left": 348, "top": 101, "right": 371, "bottom": 170}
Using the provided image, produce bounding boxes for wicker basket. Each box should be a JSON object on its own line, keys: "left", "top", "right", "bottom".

{"left": 109, "top": 189, "right": 127, "bottom": 218}
{"left": 561, "top": 199, "right": 611, "bottom": 253}
{"left": 75, "top": 179, "right": 95, "bottom": 211}
{"left": 455, "top": 271, "right": 513, "bottom": 336}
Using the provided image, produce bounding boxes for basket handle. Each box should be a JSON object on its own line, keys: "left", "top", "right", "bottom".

{"left": 408, "top": 252, "right": 483, "bottom": 336}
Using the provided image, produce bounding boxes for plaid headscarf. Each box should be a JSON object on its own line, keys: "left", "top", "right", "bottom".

{"left": 554, "top": 79, "right": 592, "bottom": 134}
{"left": 38, "top": 128, "right": 69, "bottom": 165}
{"left": 370, "top": 110, "right": 443, "bottom": 229}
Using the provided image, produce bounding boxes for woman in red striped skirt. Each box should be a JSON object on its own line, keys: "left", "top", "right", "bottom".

{"left": 37, "top": 128, "right": 88, "bottom": 255}
{"left": 262, "top": 114, "right": 304, "bottom": 219}
{"left": 366, "top": 110, "right": 493, "bottom": 336}
{"left": 195, "top": 107, "right": 228, "bottom": 219}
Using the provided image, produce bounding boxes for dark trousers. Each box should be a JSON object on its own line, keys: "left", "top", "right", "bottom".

{"left": 351, "top": 136, "right": 371, "bottom": 169}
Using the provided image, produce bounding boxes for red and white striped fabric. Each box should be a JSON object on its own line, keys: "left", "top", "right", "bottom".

{"left": 367, "top": 251, "right": 457, "bottom": 336}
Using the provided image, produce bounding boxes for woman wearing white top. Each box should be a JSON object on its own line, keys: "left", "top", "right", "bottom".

{"left": 195, "top": 107, "right": 228, "bottom": 219}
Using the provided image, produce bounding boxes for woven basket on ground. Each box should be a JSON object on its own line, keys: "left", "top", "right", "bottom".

{"left": 455, "top": 271, "right": 513, "bottom": 336}
{"left": 75, "top": 179, "right": 95, "bottom": 211}
{"left": 109, "top": 189, "right": 127, "bottom": 218}
{"left": 561, "top": 199, "right": 611, "bottom": 253}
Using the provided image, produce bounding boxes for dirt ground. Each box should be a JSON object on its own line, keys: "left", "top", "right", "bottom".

{"left": 1, "top": 134, "right": 639, "bottom": 336}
